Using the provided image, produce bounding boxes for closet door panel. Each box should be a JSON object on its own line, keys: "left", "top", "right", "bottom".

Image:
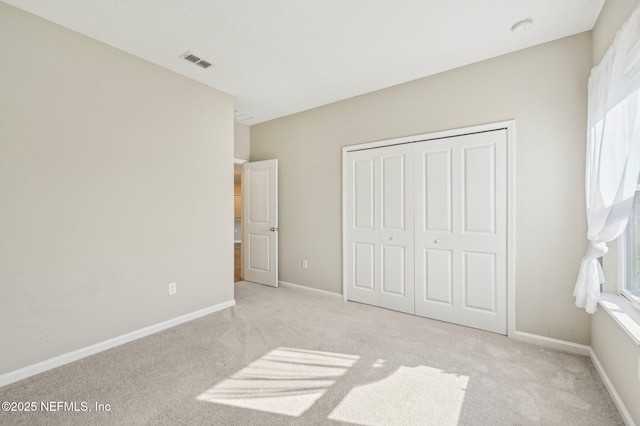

{"left": 462, "top": 143, "right": 496, "bottom": 235}
{"left": 463, "top": 251, "right": 497, "bottom": 312}
{"left": 346, "top": 145, "right": 414, "bottom": 314}
{"left": 422, "top": 248, "right": 453, "bottom": 305}
{"left": 415, "top": 141, "right": 459, "bottom": 321}
{"left": 354, "top": 243, "right": 375, "bottom": 290}
{"left": 381, "top": 245, "right": 406, "bottom": 296}
{"left": 415, "top": 130, "right": 507, "bottom": 334}
{"left": 354, "top": 159, "right": 375, "bottom": 230}
{"left": 424, "top": 149, "right": 452, "bottom": 233}
{"left": 346, "top": 151, "right": 379, "bottom": 306}
{"left": 381, "top": 154, "right": 407, "bottom": 231}
{"left": 377, "top": 145, "right": 414, "bottom": 313}
{"left": 457, "top": 131, "right": 507, "bottom": 334}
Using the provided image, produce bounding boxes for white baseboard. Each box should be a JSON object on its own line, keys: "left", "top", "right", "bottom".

{"left": 0, "top": 299, "right": 236, "bottom": 388}
{"left": 510, "top": 331, "right": 591, "bottom": 356}
{"left": 278, "top": 281, "right": 342, "bottom": 299}
{"left": 590, "top": 348, "right": 635, "bottom": 426}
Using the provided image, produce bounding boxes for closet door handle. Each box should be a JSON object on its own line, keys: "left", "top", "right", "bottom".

{"left": 434, "top": 239, "right": 439, "bottom": 244}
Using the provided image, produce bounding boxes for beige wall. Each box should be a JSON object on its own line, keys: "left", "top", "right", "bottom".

{"left": 252, "top": 33, "right": 593, "bottom": 344}
{"left": 234, "top": 122, "right": 251, "bottom": 161}
{"left": 0, "top": 3, "right": 234, "bottom": 374}
{"left": 590, "top": 1, "right": 640, "bottom": 424}
{"left": 591, "top": 310, "right": 640, "bottom": 423}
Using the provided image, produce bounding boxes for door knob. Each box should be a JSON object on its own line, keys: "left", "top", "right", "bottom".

{"left": 434, "top": 239, "right": 439, "bottom": 244}
{"left": 270, "top": 227, "right": 279, "bottom": 232}
{"left": 390, "top": 236, "right": 395, "bottom": 241}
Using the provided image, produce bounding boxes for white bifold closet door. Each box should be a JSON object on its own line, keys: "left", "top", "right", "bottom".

{"left": 345, "top": 129, "right": 507, "bottom": 334}
{"left": 414, "top": 130, "right": 506, "bottom": 334}
{"left": 345, "top": 143, "right": 415, "bottom": 314}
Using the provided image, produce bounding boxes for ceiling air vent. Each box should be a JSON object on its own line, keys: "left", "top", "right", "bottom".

{"left": 184, "top": 53, "right": 200, "bottom": 63}
{"left": 195, "top": 60, "right": 212, "bottom": 69}
{"left": 180, "top": 51, "right": 214, "bottom": 69}
{"left": 234, "top": 109, "right": 254, "bottom": 122}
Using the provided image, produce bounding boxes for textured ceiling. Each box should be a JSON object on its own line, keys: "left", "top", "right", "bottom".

{"left": 4, "top": 0, "right": 604, "bottom": 125}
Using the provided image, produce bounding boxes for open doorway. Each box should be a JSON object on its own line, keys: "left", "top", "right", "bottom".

{"left": 234, "top": 162, "right": 243, "bottom": 282}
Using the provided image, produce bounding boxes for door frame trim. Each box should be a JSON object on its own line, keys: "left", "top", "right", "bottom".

{"left": 342, "top": 120, "right": 516, "bottom": 337}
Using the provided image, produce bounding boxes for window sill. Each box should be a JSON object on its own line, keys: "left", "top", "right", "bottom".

{"left": 598, "top": 293, "right": 640, "bottom": 346}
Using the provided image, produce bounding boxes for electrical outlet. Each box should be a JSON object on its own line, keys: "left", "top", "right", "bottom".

{"left": 302, "top": 260, "right": 308, "bottom": 269}
{"left": 168, "top": 282, "right": 177, "bottom": 296}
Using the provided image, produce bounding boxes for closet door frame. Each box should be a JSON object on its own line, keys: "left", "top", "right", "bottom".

{"left": 342, "top": 120, "right": 516, "bottom": 337}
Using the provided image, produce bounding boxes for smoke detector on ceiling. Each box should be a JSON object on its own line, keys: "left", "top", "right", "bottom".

{"left": 511, "top": 18, "right": 534, "bottom": 32}
{"left": 180, "top": 51, "right": 214, "bottom": 69}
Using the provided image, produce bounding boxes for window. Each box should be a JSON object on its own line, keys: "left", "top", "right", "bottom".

{"left": 622, "top": 183, "right": 640, "bottom": 306}
{"left": 573, "top": 3, "right": 640, "bottom": 313}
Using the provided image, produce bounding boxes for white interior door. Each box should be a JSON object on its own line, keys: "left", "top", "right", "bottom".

{"left": 414, "top": 130, "right": 507, "bottom": 334}
{"left": 414, "top": 139, "right": 458, "bottom": 323}
{"left": 243, "top": 159, "right": 278, "bottom": 287}
{"left": 346, "top": 144, "right": 414, "bottom": 314}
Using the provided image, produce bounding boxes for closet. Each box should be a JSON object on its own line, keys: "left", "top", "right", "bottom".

{"left": 344, "top": 126, "right": 509, "bottom": 334}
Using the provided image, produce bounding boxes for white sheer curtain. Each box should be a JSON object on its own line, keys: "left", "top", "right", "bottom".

{"left": 574, "top": 4, "right": 640, "bottom": 313}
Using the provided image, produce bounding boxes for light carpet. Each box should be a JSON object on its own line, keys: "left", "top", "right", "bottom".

{"left": 0, "top": 281, "right": 622, "bottom": 425}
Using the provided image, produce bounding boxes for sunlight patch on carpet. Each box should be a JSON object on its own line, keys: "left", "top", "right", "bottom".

{"left": 197, "top": 347, "right": 359, "bottom": 416}
{"left": 328, "top": 365, "right": 469, "bottom": 425}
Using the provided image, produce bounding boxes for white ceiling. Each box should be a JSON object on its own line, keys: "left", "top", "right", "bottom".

{"left": 4, "top": 0, "right": 605, "bottom": 125}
